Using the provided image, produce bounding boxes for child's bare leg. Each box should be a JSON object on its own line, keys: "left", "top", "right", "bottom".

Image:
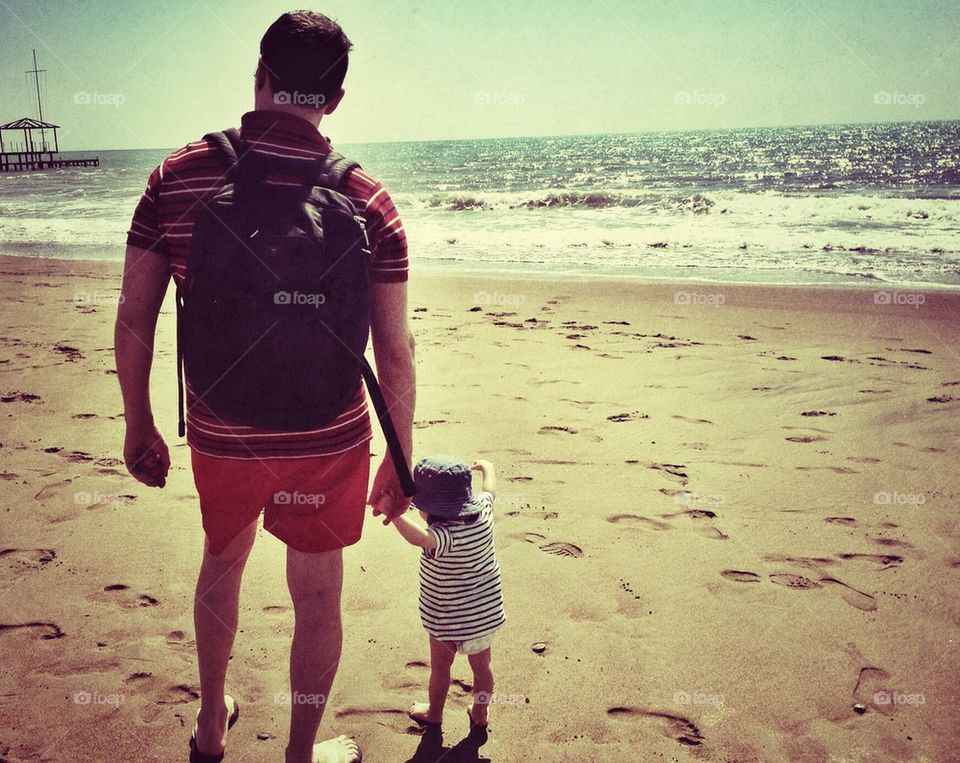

{"left": 409, "top": 636, "right": 457, "bottom": 724}
{"left": 467, "top": 647, "right": 493, "bottom": 727}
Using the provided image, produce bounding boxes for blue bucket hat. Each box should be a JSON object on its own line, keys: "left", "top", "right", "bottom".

{"left": 411, "top": 455, "right": 484, "bottom": 519}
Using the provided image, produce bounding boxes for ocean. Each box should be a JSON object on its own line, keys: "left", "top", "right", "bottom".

{"left": 1, "top": 120, "right": 959, "bottom": 288}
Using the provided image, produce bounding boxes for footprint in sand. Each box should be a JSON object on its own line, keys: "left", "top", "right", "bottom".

{"left": 837, "top": 553, "right": 903, "bottom": 568}
{"left": 607, "top": 514, "right": 672, "bottom": 531}
{"left": 262, "top": 605, "right": 289, "bottom": 615}
{"left": 90, "top": 584, "right": 160, "bottom": 610}
{"left": 720, "top": 570, "right": 761, "bottom": 583}
{"left": 762, "top": 554, "right": 836, "bottom": 569}
{"left": 768, "top": 572, "right": 821, "bottom": 589}
{"left": 768, "top": 572, "right": 877, "bottom": 611}
{"left": 852, "top": 666, "right": 895, "bottom": 716}
{"left": 0, "top": 391, "right": 42, "bottom": 403}
{"left": 0, "top": 621, "right": 64, "bottom": 640}
{"left": 660, "top": 509, "right": 716, "bottom": 520}
{"left": 540, "top": 541, "right": 583, "bottom": 559}
{"left": 607, "top": 706, "right": 704, "bottom": 747}
{"left": 795, "top": 465, "right": 857, "bottom": 474}
{"left": 514, "top": 533, "right": 583, "bottom": 558}
{"left": 0, "top": 547, "right": 56, "bottom": 572}
{"left": 538, "top": 425, "right": 578, "bottom": 435}
{"left": 671, "top": 415, "right": 713, "bottom": 425}
{"left": 607, "top": 411, "right": 649, "bottom": 423}
{"left": 33, "top": 478, "right": 73, "bottom": 501}
{"left": 649, "top": 463, "right": 689, "bottom": 486}
{"left": 333, "top": 705, "right": 411, "bottom": 733}
{"left": 785, "top": 435, "right": 827, "bottom": 443}
{"left": 150, "top": 683, "right": 201, "bottom": 716}
{"left": 610, "top": 509, "right": 727, "bottom": 540}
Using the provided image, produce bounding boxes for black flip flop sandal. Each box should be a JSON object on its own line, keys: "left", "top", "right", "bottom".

{"left": 188, "top": 696, "right": 240, "bottom": 763}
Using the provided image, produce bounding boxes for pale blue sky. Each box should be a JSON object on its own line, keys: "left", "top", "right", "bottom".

{"left": 0, "top": 0, "right": 957, "bottom": 149}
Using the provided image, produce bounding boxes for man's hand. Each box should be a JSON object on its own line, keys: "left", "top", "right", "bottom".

{"left": 368, "top": 456, "right": 411, "bottom": 525}
{"left": 124, "top": 423, "right": 170, "bottom": 488}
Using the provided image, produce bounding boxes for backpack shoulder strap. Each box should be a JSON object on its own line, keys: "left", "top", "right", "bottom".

{"left": 202, "top": 129, "right": 242, "bottom": 178}
{"left": 314, "top": 151, "right": 360, "bottom": 190}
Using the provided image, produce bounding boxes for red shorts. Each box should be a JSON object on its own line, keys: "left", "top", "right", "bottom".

{"left": 190, "top": 443, "right": 370, "bottom": 556}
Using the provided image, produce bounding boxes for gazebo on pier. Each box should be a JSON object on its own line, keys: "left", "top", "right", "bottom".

{"left": 0, "top": 117, "right": 99, "bottom": 172}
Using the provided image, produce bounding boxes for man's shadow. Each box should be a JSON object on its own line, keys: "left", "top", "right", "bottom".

{"left": 404, "top": 723, "right": 494, "bottom": 763}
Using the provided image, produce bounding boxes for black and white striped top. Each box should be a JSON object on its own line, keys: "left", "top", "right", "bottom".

{"left": 419, "top": 494, "right": 506, "bottom": 642}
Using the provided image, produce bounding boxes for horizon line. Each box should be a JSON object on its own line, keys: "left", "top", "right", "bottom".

{"left": 49, "top": 115, "right": 960, "bottom": 154}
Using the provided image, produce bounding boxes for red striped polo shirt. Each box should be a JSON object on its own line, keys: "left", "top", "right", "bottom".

{"left": 127, "top": 110, "right": 408, "bottom": 459}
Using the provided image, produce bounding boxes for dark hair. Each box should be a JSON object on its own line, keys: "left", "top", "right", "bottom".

{"left": 260, "top": 11, "right": 352, "bottom": 106}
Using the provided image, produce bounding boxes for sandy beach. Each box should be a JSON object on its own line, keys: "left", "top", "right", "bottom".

{"left": 0, "top": 253, "right": 958, "bottom": 762}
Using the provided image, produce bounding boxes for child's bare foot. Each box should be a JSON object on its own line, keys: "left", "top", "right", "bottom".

{"left": 408, "top": 702, "right": 442, "bottom": 725}
{"left": 468, "top": 705, "right": 488, "bottom": 728}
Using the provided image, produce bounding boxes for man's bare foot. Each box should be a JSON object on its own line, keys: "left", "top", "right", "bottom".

{"left": 408, "top": 701, "right": 442, "bottom": 725}
{"left": 286, "top": 735, "right": 361, "bottom": 763}
{"left": 468, "top": 704, "right": 488, "bottom": 728}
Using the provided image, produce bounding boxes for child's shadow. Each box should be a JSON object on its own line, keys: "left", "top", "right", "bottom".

{"left": 404, "top": 724, "right": 494, "bottom": 763}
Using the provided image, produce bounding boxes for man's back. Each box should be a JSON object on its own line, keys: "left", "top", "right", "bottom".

{"left": 127, "top": 109, "right": 408, "bottom": 458}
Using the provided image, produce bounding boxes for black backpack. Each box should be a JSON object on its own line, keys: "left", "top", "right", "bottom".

{"left": 175, "top": 128, "right": 415, "bottom": 496}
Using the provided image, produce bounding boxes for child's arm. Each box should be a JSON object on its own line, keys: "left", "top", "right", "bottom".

{"left": 471, "top": 459, "right": 496, "bottom": 499}
{"left": 391, "top": 511, "right": 437, "bottom": 549}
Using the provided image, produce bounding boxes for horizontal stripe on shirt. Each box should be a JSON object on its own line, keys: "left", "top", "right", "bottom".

{"left": 418, "top": 498, "right": 506, "bottom": 641}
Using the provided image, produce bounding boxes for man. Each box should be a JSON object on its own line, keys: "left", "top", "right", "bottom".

{"left": 115, "top": 11, "right": 414, "bottom": 763}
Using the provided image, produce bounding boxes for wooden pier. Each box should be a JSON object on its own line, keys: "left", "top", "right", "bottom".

{"left": 0, "top": 153, "right": 100, "bottom": 172}
{"left": 0, "top": 118, "right": 99, "bottom": 173}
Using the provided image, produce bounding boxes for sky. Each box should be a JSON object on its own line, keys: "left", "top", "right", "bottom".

{"left": 0, "top": 0, "right": 958, "bottom": 150}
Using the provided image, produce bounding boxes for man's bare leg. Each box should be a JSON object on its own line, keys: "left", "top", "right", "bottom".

{"left": 284, "top": 546, "right": 359, "bottom": 763}
{"left": 193, "top": 520, "right": 257, "bottom": 754}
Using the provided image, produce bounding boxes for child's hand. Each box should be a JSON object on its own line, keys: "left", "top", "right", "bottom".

{"left": 471, "top": 460, "right": 493, "bottom": 472}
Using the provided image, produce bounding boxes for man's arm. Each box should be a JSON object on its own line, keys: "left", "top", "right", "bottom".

{"left": 390, "top": 512, "right": 437, "bottom": 549}
{"left": 367, "top": 280, "right": 416, "bottom": 524}
{"left": 114, "top": 245, "right": 171, "bottom": 487}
